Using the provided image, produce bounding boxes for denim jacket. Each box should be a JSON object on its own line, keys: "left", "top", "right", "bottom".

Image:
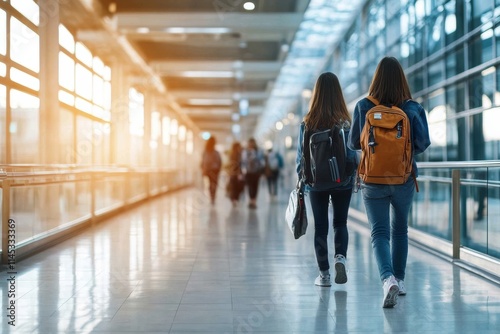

{"left": 347, "top": 97, "right": 431, "bottom": 177}
{"left": 295, "top": 122, "right": 357, "bottom": 191}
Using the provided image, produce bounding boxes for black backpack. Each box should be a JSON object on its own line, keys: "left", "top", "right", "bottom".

{"left": 302, "top": 124, "right": 352, "bottom": 190}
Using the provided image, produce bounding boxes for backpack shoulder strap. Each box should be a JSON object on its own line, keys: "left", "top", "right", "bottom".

{"left": 366, "top": 96, "right": 379, "bottom": 105}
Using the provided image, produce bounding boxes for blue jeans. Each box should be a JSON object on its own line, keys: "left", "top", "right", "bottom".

{"left": 309, "top": 188, "right": 352, "bottom": 271}
{"left": 361, "top": 178, "right": 415, "bottom": 281}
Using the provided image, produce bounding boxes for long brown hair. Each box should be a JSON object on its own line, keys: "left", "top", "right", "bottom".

{"left": 369, "top": 56, "right": 412, "bottom": 106}
{"left": 304, "top": 72, "right": 351, "bottom": 130}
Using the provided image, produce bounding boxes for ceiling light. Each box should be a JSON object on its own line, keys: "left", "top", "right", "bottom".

{"left": 164, "top": 27, "right": 231, "bottom": 34}
{"left": 243, "top": 2, "right": 255, "bottom": 10}
{"left": 187, "top": 99, "right": 233, "bottom": 106}
{"left": 178, "top": 71, "right": 234, "bottom": 78}
{"left": 136, "top": 27, "right": 150, "bottom": 34}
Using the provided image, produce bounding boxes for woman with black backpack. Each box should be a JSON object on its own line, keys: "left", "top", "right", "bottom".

{"left": 295, "top": 72, "right": 357, "bottom": 287}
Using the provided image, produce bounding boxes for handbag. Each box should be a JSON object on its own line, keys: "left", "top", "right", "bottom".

{"left": 285, "top": 180, "right": 308, "bottom": 239}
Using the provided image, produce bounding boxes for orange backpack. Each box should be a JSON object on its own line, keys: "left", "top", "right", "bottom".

{"left": 358, "top": 96, "right": 414, "bottom": 186}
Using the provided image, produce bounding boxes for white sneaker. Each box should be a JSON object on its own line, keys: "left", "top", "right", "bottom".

{"left": 334, "top": 255, "right": 348, "bottom": 284}
{"left": 396, "top": 279, "right": 406, "bottom": 296}
{"left": 382, "top": 275, "right": 399, "bottom": 308}
{"left": 314, "top": 270, "right": 331, "bottom": 287}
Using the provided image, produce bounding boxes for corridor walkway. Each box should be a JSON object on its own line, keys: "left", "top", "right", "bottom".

{"left": 1, "top": 186, "right": 499, "bottom": 333}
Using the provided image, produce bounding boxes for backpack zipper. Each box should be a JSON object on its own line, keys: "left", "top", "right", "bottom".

{"left": 368, "top": 126, "right": 377, "bottom": 153}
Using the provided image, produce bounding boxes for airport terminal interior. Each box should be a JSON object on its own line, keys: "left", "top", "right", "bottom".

{"left": 0, "top": 0, "right": 499, "bottom": 333}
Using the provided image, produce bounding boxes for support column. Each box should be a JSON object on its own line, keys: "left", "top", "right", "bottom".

{"left": 38, "top": 0, "right": 60, "bottom": 164}
{"left": 143, "top": 90, "right": 153, "bottom": 167}
{"left": 110, "top": 62, "right": 129, "bottom": 165}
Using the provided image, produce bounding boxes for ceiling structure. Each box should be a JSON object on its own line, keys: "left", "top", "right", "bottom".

{"left": 63, "top": 0, "right": 366, "bottom": 143}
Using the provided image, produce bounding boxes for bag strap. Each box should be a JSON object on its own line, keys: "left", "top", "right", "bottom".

{"left": 366, "top": 96, "right": 379, "bottom": 105}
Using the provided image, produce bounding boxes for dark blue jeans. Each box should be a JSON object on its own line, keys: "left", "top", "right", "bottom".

{"left": 308, "top": 188, "right": 352, "bottom": 271}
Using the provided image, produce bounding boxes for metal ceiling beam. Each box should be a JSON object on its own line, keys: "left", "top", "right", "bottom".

{"left": 114, "top": 13, "right": 304, "bottom": 31}
{"left": 150, "top": 61, "right": 282, "bottom": 73}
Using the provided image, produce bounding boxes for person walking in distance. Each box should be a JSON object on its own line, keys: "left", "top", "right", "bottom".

{"left": 200, "top": 136, "right": 222, "bottom": 205}
{"left": 296, "top": 72, "right": 357, "bottom": 287}
{"left": 348, "top": 57, "right": 430, "bottom": 308}
{"left": 241, "top": 138, "right": 265, "bottom": 209}
{"left": 264, "top": 147, "right": 284, "bottom": 201}
{"left": 227, "top": 141, "right": 245, "bottom": 207}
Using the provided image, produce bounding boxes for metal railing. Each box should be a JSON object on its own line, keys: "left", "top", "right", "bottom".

{"left": 350, "top": 160, "right": 500, "bottom": 282}
{"left": 0, "top": 165, "right": 194, "bottom": 265}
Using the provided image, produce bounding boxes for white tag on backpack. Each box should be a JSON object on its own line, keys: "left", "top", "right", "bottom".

{"left": 374, "top": 113, "right": 382, "bottom": 120}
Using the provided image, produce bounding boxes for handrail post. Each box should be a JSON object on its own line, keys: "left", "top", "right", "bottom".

{"left": 1, "top": 180, "right": 10, "bottom": 265}
{"left": 452, "top": 169, "right": 461, "bottom": 259}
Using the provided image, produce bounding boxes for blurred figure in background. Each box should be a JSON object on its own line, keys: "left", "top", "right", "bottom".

{"left": 227, "top": 141, "right": 245, "bottom": 207}
{"left": 200, "top": 136, "right": 222, "bottom": 205}
{"left": 264, "top": 147, "right": 284, "bottom": 200}
{"left": 241, "top": 138, "right": 265, "bottom": 209}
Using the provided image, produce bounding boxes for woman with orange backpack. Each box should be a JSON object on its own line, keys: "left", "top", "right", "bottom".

{"left": 348, "top": 57, "right": 430, "bottom": 308}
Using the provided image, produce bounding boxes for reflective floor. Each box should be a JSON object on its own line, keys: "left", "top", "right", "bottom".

{"left": 1, "top": 185, "right": 499, "bottom": 333}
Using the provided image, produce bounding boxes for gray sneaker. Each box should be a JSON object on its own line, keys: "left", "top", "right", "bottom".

{"left": 314, "top": 270, "right": 331, "bottom": 287}
{"left": 396, "top": 278, "right": 407, "bottom": 295}
{"left": 334, "top": 254, "right": 348, "bottom": 284}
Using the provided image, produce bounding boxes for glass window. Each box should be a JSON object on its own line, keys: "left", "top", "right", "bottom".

{"left": 103, "top": 66, "right": 111, "bottom": 81}
{"left": 446, "top": 82, "right": 466, "bottom": 113}
{"left": 10, "top": 0, "right": 39, "bottom": 25}
{"left": 408, "top": 67, "right": 425, "bottom": 93}
{"left": 387, "top": 16, "right": 400, "bottom": 47}
{"left": 446, "top": 46, "right": 464, "bottom": 78}
{"left": 60, "top": 109, "right": 74, "bottom": 164}
{"left": 427, "top": 13, "right": 444, "bottom": 55}
{"left": 481, "top": 67, "right": 495, "bottom": 108}
{"left": 93, "top": 57, "right": 104, "bottom": 76}
{"left": 10, "top": 17, "right": 40, "bottom": 72}
{"left": 444, "top": 0, "right": 459, "bottom": 45}
{"left": 59, "top": 51, "right": 75, "bottom": 91}
{"left": 10, "top": 90, "right": 40, "bottom": 163}
{"left": 468, "top": 72, "right": 494, "bottom": 110}
{"left": 428, "top": 91, "right": 446, "bottom": 147}
{"left": 0, "top": 62, "right": 6, "bottom": 77}
{"left": 445, "top": 83, "right": 466, "bottom": 160}
{"left": 428, "top": 58, "right": 444, "bottom": 87}
{"left": 59, "top": 90, "right": 75, "bottom": 106}
{"left": 75, "top": 97, "right": 92, "bottom": 114}
{"left": 129, "top": 88, "right": 144, "bottom": 136}
{"left": 93, "top": 74, "right": 104, "bottom": 106}
{"left": 93, "top": 121, "right": 107, "bottom": 165}
{"left": 75, "top": 63, "right": 92, "bottom": 100}
{"left": 151, "top": 111, "right": 161, "bottom": 141}
{"left": 0, "top": 10, "right": 6, "bottom": 55}
{"left": 75, "top": 42, "right": 93, "bottom": 67}
{"left": 468, "top": 0, "right": 493, "bottom": 31}
{"left": 495, "top": 65, "right": 500, "bottom": 105}
{"left": 162, "top": 116, "right": 170, "bottom": 145}
{"left": 59, "top": 24, "right": 74, "bottom": 53}
{"left": 10, "top": 67, "right": 39, "bottom": 91}
{"left": 0, "top": 84, "right": 6, "bottom": 163}
{"left": 469, "top": 29, "right": 493, "bottom": 68}
{"left": 104, "top": 81, "right": 111, "bottom": 110}
{"left": 76, "top": 115, "right": 92, "bottom": 165}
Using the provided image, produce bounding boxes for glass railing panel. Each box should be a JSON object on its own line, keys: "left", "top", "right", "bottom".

{"left": 11, "top": 181, "right": 91, "bottom": 245}
{"left": 462, "top": 167, "right": 500, "bottom": 259}
{"left": 129, "top": 174, "right": 147, "bottom": 201}
{"left": 11, "top": 186, "right": 36, "bottom": 244}
{"left": 461, "top": 168, "right": 488, "bottom": 254}
{"left": 411, "top": 170, "right": 452, "bottom": 241}
{"left": 94, "top": 174, "right": 126, "bottom": 213}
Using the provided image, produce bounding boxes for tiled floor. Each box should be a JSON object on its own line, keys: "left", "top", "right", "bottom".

{"left": 1, "top": 185, "right": 499, "bottom": 333}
